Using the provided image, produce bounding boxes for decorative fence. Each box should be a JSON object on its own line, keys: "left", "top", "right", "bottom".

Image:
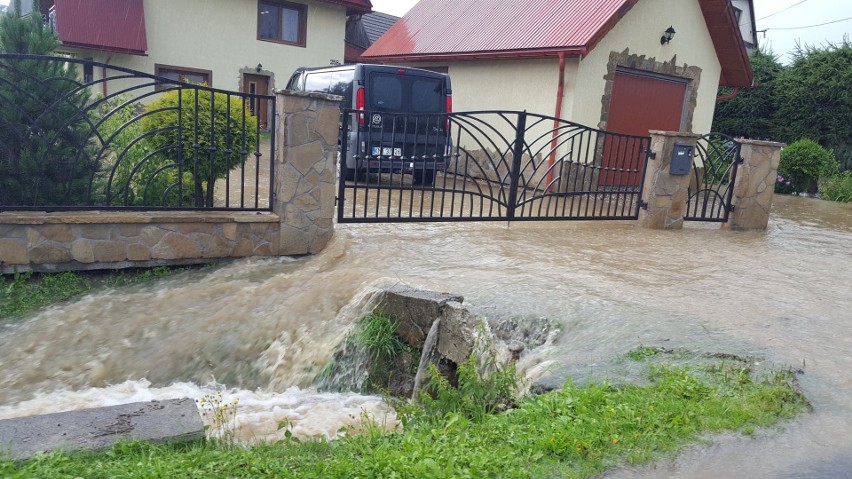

{"left": 0, "top": 54, "right": 274, "bottom": 212}
{"left": 685, "top": 133, "right": 742, "bottom": 222}
{"left": 338, "top": 110, "right": 651, "bottom": 223}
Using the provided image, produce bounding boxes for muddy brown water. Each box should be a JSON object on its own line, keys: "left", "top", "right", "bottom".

{"left": 0, "top": 194, "right": 850, "bottom": 476}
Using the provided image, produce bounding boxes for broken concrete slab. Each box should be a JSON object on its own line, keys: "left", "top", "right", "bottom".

{"left": 0, "top": 398, "right": 203, "bottom": 461}
{"left": 374, "top": 285, "right": 463, "bottom": 348}
{"left": 438, "top": 301, "right": 485, "bottom": 365}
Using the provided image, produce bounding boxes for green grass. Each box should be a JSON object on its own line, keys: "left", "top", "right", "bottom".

{"left": 819, "top": 171, "right": 852, "bottom": 202}
{"left": 0, "top": 266, "right": 189, "bottom": 320}
{"left": 356, "top": 312, "right": 409, "bottom": 361}
{"left": 0, "top": 353, "right": 808, "bottom": 479}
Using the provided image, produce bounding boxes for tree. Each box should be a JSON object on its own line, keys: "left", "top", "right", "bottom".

{"left": 0, "top": 0, "right": 99, "bottom": 207}
{"left": 774, "top": 40, "right": 852, "bottom": 171}
{"left": 711, "top": 49, "right": 784, "bottom": 140}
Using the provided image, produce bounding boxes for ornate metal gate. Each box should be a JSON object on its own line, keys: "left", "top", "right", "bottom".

{"left": 337, "top": 110, "right": 651, "bottom": 223}
{"left": 684, "top": 133, "right": 742, "bottom": 222}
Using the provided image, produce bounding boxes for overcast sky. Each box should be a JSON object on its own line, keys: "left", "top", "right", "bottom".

{"left": 371, "top": 0, "right": 851, "bottom": 63}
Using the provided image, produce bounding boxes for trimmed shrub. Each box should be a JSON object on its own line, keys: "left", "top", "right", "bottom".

{"left": 139, "top": 89, "right": 259, "bottom": 207}
{"left": 777, "top": 139, "right": 839, "bottom": 194}
{"left": 819, "top": 172, "right": 852, "bottom": 203}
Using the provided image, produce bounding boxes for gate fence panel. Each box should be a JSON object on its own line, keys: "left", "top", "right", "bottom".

{"left": 338, "top": 110, "right": 651, "bottom": 223}
{"left": 685, "top": 133, "right": 742, "bottom": 222}
{"left": 0, "top": 54, "right": 274, "bottom": 212}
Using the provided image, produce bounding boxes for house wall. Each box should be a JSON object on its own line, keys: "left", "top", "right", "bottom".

{"left": 58, "top": 0, "right": 346, "bottom": 94}
{"left": 572, "top": 0, "right": 723, "bottom": 135}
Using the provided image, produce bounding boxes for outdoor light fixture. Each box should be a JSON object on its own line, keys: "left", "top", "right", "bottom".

{"left": 256, "top": 63, "right": 263, "bottom": 72}
{"left": 660, "top": 26, "right": 676, "bottom": 45}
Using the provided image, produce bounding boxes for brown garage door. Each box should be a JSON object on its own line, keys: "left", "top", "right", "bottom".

{"left": 601, "top": 70, "right": 688, "bottom": 186}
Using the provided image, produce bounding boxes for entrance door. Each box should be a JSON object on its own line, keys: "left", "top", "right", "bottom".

{"left": 243, "top": 73, "right": 269, "bottom": 129}
{"left": 602, "top": 70, "right": 688, "bottom": 186}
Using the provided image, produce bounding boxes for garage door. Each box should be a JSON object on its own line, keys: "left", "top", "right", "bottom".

{"left": 601, "top": 70, "right": 688, "bottom": 186}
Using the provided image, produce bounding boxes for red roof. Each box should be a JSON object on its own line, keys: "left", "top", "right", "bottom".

{"left": 54, "top": 0, "right": 148, "bottom": 56}
{"left": 363, "top": 0, "right": 752, "bottom": 87}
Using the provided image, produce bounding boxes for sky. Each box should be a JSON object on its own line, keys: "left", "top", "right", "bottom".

{"left": 370, "top": 0, "right": 851, "bottom": 63}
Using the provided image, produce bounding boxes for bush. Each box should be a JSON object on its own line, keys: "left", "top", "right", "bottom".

{"left": 777, "top": 139, "right": 839, "bottom": 194}
{"left": 139, "top": 88, "right": 258, "bottom": 207}
{"left": 819, "top": 172, "right": 852, "bottom": 202}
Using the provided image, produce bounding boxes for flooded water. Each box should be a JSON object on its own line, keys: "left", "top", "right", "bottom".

{"left": 1, "top": 194, "right": 851, "bottom": 476}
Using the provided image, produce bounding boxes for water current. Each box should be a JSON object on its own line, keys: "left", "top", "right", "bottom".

{"left": 0, "top": 194, "right": 850, "bottom": 477}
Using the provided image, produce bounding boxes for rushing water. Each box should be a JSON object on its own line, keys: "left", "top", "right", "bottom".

{"left": 1, "top": 194, "right": 850, "bottom": 476}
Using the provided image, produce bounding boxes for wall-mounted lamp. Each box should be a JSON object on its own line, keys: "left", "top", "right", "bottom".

{"left": 660, "top": 26, "right": 676, "bottom": 45}
{"left": 256, "top": 63, "right": 263, "bottom": 72}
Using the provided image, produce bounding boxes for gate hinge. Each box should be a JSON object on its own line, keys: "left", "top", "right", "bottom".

{"left": 737, "top": 156, "right": 745, "bottom": 164}
{"left": 335, "top": 196, "right": 339, "bottom": 206}
{"left": 728, "top": 204, "right": 736, "bottom": 212}
{"left": 639, "top": 200, "right": 649, "bottom": 210}
{"left": 647, "top": 151, "right": 657, "bottom": 160}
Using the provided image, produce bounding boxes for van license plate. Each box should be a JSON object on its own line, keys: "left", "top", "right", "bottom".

{"left": 371, "top": 147, "right": 403, "bottom": 157}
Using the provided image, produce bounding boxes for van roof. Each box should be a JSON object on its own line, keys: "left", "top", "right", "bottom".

{"left": 293, "top": 63, "right": 448, "bottom": 79}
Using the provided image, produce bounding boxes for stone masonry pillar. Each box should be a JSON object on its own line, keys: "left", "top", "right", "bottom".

{"left": 637, "top": 131, "right": 700, "bottom": 230}
{"left": 274, "top": 91, "right": 341, "bottom": 255}
{"left": 723, "top": 139, "right": 784, "bottom": 231}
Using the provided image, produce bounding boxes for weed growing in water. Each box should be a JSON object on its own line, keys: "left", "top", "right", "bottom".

{"left": 197, "top": 391, "right": 239, "bottom": 447}
{"left": 356, "top": 312, "right": 408, "bottom": 360}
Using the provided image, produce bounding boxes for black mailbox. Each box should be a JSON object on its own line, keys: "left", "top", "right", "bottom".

{"left": 669, "top": 143, "right": 693, "bottom": 175}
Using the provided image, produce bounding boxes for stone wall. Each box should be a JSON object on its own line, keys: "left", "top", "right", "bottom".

{"left": 0, "top": 212, "right": 279, "bottom": 273}
{"left": 637, "top": 131, "right": 699, "bottom": 230}
{"left": 724, "top": 139, "right": 784, "bottom": 231}
{"left": 0, "top": 91, "right": 343, "bottom": 273}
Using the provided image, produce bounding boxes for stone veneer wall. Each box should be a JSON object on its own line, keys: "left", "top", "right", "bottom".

{"left": 0, "top": 91, "right": 343, "bottom": 273}
{"left": 0, "top": 213, "right": 279, "bottom": 273}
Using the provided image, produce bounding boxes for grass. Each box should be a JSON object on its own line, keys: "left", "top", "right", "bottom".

{"left": 0, "top": 349, "right": 808, "bottom": 479}
{"left": 355, "top": 312, "right": 409, "bottom": 360}
{"left": 0, "top": 266, "right": 190, "bottom": 320}
{"left": 819, "top": 171, "right": 852, "bottom": 202}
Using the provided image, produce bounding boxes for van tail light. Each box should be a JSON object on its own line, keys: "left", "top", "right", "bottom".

{"left": 356, "top": 86, "right": 365, "bottom": 126}
{"left": 445, "top": 95, "right": 452, "bottom": 129}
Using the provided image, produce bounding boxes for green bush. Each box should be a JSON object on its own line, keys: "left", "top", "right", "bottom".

{"left": 777, "top": 139, "right": 839, "bottom": 194}
{"left": 819, "top": 172, "right": 852, "bottom": 202}
{"left": 139, "top": 89, "right": 258, "bottom": 207}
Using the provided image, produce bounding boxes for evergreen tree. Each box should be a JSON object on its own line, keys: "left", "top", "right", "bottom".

{"left": 0, "top": 0, "right": 99, "bottom": 207}
{"left": 774, "top": 40, "right": 852, "bottom": 171}
{"left": 711, "top": 49, "right": 783, "bottom": 140}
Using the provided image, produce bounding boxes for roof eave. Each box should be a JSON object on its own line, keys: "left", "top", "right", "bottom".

{"left": 363, "top": 47, "right": 587, "bottom": 63}
{"left": 59, "top": 41, "right": 148, "bottom": 57}
{"left": 699, "top": 0, "right": 754, "bottom": 87}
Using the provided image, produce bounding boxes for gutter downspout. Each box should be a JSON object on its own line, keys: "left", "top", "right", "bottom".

{"left": 546, "top": 52, "right": 567, "bottom": 192}
{"left": 102, "top": 53, "right": 112, "bottom": 97}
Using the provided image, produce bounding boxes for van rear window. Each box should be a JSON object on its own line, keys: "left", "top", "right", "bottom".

{"left": 369, "top": 73, "right": 445, "bottom": 113}
{"left": 370, "top": 75, "right": 403, "bottom": 110}
{"left": 412, "top": 79, "right": 443, "bottom": 113}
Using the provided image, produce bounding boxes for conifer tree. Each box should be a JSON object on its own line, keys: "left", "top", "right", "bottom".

{"left": 0, "top": 0, "right": 99, "bottom": 207}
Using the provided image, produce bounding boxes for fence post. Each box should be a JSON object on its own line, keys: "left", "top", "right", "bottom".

{"left": 274, "top": 91, "right": 342, "bottom": 255}
{"left": 637, "top": 130, "right": 700, "bottom": 230}
{"left": 723, "top": 139, "right": 784, "bottom": 231}
{"left": 506, "top": 111, "right": 527, "bottom": 221}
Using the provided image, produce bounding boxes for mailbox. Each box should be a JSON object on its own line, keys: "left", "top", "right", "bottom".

{"left": 669, "top": 143, "right": 694, "bottom": 175}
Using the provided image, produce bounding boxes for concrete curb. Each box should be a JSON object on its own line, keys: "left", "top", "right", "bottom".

{"left": 0, "top": 398, "right": 204, "bottom": 461}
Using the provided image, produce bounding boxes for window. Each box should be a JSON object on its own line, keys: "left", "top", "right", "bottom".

{"left": 155, "top": 64, "right": 212, "bottom": 90}
{"left": 258, "top": 1, "right": 307, "bottom": 47}
{"left": 733, "top": 7, "right": 743, "bottom": 25}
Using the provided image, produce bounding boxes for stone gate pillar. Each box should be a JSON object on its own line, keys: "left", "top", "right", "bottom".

{"left": 723, "top": 139, "right": 784, "bottom": 231}
{"left": 637, "top": 131, "right": 700, "bottom": 230}
{"left": 274, "top": 91, "right": 341, "bottom": 255}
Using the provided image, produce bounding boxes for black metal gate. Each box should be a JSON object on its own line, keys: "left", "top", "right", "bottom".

{"left": 337, "top": 110, "right": 651, "bottom": 223}
{"left": 684, "top": 133, "right": 742, "bottom": 222}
